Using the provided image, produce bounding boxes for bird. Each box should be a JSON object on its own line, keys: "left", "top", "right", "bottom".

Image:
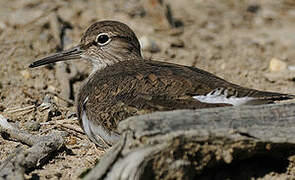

{"left": 29, "top": 20, "right": 294, "bottom": 148}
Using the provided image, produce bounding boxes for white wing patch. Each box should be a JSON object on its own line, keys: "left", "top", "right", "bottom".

{"left": 82, "top": 96, "right": 120, "bottom": 147}
{"left": 193, "top": 88, "right": 256, "bottom": 106}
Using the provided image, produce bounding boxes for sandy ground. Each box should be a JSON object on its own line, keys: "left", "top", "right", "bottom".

{"left": 1, "top": 0, "right": 295, "bottom": 179}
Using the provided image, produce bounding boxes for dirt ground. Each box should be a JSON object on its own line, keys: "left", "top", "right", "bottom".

{"left": 1, "top": 0, "right": 295, "bottom": 179}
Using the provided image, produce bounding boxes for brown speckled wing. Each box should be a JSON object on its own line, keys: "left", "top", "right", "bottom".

{"left": 77, "top": 60, "right": 293, "bottom": 131}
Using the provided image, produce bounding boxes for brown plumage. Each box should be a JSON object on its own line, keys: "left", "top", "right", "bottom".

{"left": 29, "top": 20, "right": 294, "bottom": 148}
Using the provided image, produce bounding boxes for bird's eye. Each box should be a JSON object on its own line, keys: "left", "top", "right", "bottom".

{"left": 96, "top": 33, "right": 110, "bottom": 45}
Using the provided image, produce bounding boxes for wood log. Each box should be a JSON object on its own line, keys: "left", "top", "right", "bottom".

{"left": 0, "top": 115, "right": 65, "bottom": 179}
{"left": 84, "top": 103, "right": 295, "bottom": 180}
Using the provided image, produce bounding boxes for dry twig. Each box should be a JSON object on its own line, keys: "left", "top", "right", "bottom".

{"left": 0, "top": 114, "right": 65, "bottom": 179}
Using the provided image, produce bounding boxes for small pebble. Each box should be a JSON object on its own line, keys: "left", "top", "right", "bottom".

{"left": 0, "top": 21, "right": 6, "bottom": 29}
{"left": 220, "top": 63, "right": 226, "bottom": 70}
{"left": 47, "top": 85, "right": 56, "bottom": 92}
{"left": 269, "top": 58, "right": 287, "bottom": 72}
{"left": 59, "top": 131, "right": 69, "bottom": 137}
{"left": 170, "top": 39, "right": 185, "bottom": 48}
{"left": 68, "top": 137, "right": 77, "bottom": 145}
{"left": 0, "top": 104, "right": 5, "bottom": 112}
{"left": 20, "top": 70, "right": 31, "bottom": 80}
{"left": 168, "top": 28, "right": 183, "bottom": 36}
{"left": 288, "top": 66, "right": 295, "bottom": 71}
{"left": 24, "top": 121, "right": 41, "bottom": 131}
{"left": 247, "top": 4, "right": 260, "bottom": 13}
{"left": 139, "top": 36, "right": 160, "bottom": 53}
{"left": 42, "top": 94, "right": 52, "bottom": 104}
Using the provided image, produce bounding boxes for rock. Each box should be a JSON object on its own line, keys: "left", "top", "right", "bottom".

{"left": 0, "top": 104, "right": 5, "bottom": 112}
{"left": 139, "top": 36, "right": 160, "bottom": 53}
{"left": 170, "top": 39, "right": 185, "bottom": 48}
{"left": 263, "top": 71, "right": 295, "bottom": 83}
{"left": 20, "top": 70, "right": 31, "bottom": 80}
{"left": 9, "top": 10, "right": 43, "bottom": 26}
{"left": 168, "top": 28, "right": 183, "bottom": 36}
{"left": 220, "top": 63, "right": 226, "bottom": 70}
{"left": 247, "top": 4, "right": 260, "bottom": 13}
{"left": 24, "top": 121, "right": 41, "bottom": 131}
{"left": 288, "top": 66, "right": 295, "bottom": 71}
{"left": 260, "top": 8, "right": 278, "bottom": 20}
{"left": 47, "top": 85, "right": 56, "bottom": 93}
{"left": 68, "top": 137, "right": 77, "bottom": 145}
{"left": 269, "top": 58, "right": 287, "bottom": 72}
{"left": 42, "top": 94, "right": 53, "bottom": 105}
{"left": 0, "top": 21, "right": 6, "bottom": 31}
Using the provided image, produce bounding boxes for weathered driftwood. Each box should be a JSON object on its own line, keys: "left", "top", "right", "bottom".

{"left": 0, "top": 115, "right": 65, "bottom": 180}
{"left": 85, "top": 103, "right": 295, "bottom": 180}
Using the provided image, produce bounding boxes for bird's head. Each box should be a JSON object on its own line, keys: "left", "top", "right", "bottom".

{"left": 29, "top": 21, "right": 142, "bottom": 70}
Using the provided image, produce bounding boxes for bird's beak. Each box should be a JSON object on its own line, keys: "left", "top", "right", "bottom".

{"left": 29, "top": 45, "right": 83, "bottom": 68}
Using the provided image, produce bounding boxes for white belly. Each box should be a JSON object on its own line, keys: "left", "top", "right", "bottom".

{"left": 82, "top": 105, "right": 120, "bottom": 148}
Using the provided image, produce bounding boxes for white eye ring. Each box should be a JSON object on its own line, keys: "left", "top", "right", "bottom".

{"left": 96, "top": 33, "right": 111, "bottom": 45}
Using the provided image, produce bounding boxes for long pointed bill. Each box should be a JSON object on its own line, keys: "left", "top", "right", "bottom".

{"left": 29, "top": 46, "right": 83, "bottom": 68}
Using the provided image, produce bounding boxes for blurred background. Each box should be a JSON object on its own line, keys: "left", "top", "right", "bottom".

{"left": 1, "top": 0, "right": 295, "bottom": 179}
